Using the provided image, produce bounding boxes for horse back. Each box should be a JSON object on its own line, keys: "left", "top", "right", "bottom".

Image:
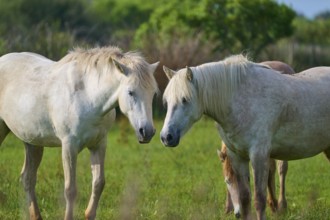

{"left": 0, "top": 52, "right": 54, "bottom": 77}
{"left": 260, "top": 61, "right": 295, "bottom": 75}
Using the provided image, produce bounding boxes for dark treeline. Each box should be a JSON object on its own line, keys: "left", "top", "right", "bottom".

{"left": 1, "top": 0, "right": 330, "bottom": 114}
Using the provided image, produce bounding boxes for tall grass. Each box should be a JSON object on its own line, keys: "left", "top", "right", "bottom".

{"left": 0, "top": 117, "right": 330, "bottom": 219}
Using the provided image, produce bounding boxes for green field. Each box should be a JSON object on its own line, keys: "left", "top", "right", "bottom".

{"left": 0, "top": 117, "right": 330, "bottom": 220}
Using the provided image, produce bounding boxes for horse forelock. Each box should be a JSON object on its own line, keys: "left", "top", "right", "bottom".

{"left": 163, "top": 69, "right": 196, "bottom": 104}
{"left": 123, "top": 52, "right": 158, "bottom": 93}
{"left": 58, "top": 46, "right": 158, "bottom": 93}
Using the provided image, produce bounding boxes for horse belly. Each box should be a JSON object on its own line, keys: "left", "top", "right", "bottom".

{"left": 0, "top": 88, "right": 60, "bottom": 147}
{"left": 271, "top": 123, "right": 330, "bottom": 160}
{"left": 5, "top": 115, "right": 60, "bottom": 147}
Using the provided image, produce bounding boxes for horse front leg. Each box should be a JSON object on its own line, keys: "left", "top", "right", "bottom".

{"left": 227, "top": 149, "right": 251, "bottom": 219}
{"left": 250, "top": 151, "right": 270, "bottom": 220}
{"left": 62, "top": 139, "right": 78, "bottom": 220}
{"left": 85, "top": 138, "right": 107, "bottom": 220}
{"left": 277, "top": 160, "right": 288, "bottom": 211}
{"left": 21, "top": 143, "right": 44, "bottom": 220}
{"left": 267, "top": 159, "right": 278, "bottom": 213}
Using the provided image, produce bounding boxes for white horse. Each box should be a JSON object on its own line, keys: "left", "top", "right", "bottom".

{"left": 0, "top": 46, "right": 158, "bottom": 220}
{"left": 218, "top": 61, "right": 293, "bottom": 218}
{"left": 161, "top": 55, "right": 330, "bottom": 220}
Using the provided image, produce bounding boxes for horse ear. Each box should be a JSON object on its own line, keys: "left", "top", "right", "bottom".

{"left": 163, "top": 65, "right": 176, "bottom": 80}
{"left": 150, "top": 61, "right": 159, "bottom": 75}
{"left": 112, "top": 58, "right": 128, "bottom": 75}
{"left": 186, "top": 66, "right": 193, "bottom": 81}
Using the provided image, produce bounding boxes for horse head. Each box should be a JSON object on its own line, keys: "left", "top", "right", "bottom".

{"left": 114, "top": 58, "right": 159, "bottom": 143}
{"left": 217, "top": 145, "right": 241, "bottom": 218}
{"left": 160, "top": 66, "right": 203, "bottom": 147}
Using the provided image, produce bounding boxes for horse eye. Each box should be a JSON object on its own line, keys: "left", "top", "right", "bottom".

{"left": 182, "top": 97, "right": 187, "bottom": 104}
{"left": 128, "top": 91, "right": 134, "bottom": 96}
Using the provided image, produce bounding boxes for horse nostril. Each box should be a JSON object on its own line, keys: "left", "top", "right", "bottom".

{"left": 235, "top": 212, "right": 241, "bottom": 219}
{"left": 166, "top": 133, "right": 173, "bottom": 141}
{"left": 139, "top": 128, "right": 145, "bottom": 137}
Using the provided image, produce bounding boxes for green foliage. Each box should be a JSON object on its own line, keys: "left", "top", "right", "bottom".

{"left": 134, "top": 0, "right": 295, "bottom": 58}
{"left": 19, "top": 0, "right": 90, "bottom": 30}
{"left": 0, "top": 0, "right": 89, "bottom": 59}
{"left": 209, "top": 0, "right": 295, "bottom": 55}
{"left": 293, "top": 16, "right": 330, "bottom": 46}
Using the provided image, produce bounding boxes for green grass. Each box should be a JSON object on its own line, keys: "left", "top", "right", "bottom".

{"left": 0, "top": 117, "right": 330, "bottom": 219}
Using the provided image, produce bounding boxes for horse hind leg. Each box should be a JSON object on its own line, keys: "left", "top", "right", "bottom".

{"left": 21, "top": 143, "right": 44, "bottom": 220}
{"left": 277, "top": 160, "right": 288, "bottom": 212}
{"left": 267, "top": 159, "right": 278, "bottom": 213}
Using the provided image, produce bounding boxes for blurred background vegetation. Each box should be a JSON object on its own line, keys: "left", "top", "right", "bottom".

{"left": 0, "top": 0, "right": 329, "bottom": 115}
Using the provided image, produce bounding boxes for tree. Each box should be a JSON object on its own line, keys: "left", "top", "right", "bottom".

{"left": 90, "top": 0, "right": 157, "bottom": 48}
{"left": 134, "top": 0, "right": 296, "bottom": 60}
{"left": 204, "top": 0, "right": 296, "bottom": 56}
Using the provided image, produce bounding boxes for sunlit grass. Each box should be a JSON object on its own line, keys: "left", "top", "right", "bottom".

{"left": 0, "top": 117, "right": 330, "bottom": 219}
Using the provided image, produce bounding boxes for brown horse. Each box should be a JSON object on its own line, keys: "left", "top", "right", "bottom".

{"left": 217, "top": 61, "right": 294, "bottom": 218}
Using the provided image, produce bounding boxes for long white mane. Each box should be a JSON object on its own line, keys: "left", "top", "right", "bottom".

{"left": 57, "top": 46, "right": 158, "bottom": 91}
{"left": 194, "top": 55, "right": 251, "bottom": 116}
{"left": 164, "top": 55, "right": 252, "bottom": 118}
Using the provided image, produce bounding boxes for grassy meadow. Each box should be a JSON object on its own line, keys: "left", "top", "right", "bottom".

{"left": 0, "top": 117, "right": 330, "bottom": 220}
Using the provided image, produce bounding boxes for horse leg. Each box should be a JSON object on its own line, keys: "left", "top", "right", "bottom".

{"left": 227, "top": 149, "right": 251, "bottom": 219}
{"left": 20, "top": 143, "right": 44, "bottom": 220}
{"left": 62, "top": 139, "right": 78, "bottom": 220}
{"left": 250, "top": 151, "right": 269, "bottom": 220}
{"left": 0, "top": 120, "right": 10, "bottom": 145}
{"left": 85, "top": 138, "right": 106, "bottom": 220}
{"left": 277, "top": 160, "right": 288, "bottom": 211}
{"left": 267, "top": 159, "right": 278, "bottom": 213}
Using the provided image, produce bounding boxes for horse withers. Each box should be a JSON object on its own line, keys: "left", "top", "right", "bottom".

{"left": 218, "top": 61, "right": 293, "bottom": 218}
{"left": 161, "top": 55, "right": 330, "bottom": 220}
{"left": 0, "top": 46, "right": 158, "bottom": 220}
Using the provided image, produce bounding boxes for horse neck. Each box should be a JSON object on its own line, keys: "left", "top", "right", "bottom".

{"left": 80, "top": 67, "right": 122, "bottom": 115}
{"left": 196, "top": 67, "right": 230, "bottom": 123}
{"left": 197, "top": 61, "right": 248, "bottom": 124}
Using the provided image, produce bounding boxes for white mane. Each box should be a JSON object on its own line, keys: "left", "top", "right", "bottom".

{"left": 164, "top": 55, "right": 252, "bottom": 117}
{"left": 195, "top": 55, "right": 251, "bottom": 116}
{"left": 57, "top": 46, "right": 158, "bottom": 92}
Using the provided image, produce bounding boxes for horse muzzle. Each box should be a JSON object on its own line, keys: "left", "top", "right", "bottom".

{"left": 234, "top": 207, "right": 241, "bottom": 219}
{"left": 137, "top": 126, "right": 155, "bottom": 144}
{"left": 160, "top": 129, "right": 180, "bottom": 147}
